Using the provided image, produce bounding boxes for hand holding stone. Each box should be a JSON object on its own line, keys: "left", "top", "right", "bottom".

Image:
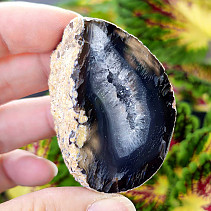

{"left": 0, "top": 2, "right": 135, "bottom": 210}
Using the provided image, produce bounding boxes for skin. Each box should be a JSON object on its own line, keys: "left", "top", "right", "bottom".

{"left": 0, "top": 2, "right": 135, "bottom": 211}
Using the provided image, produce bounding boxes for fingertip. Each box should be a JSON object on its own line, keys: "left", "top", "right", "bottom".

{"left": 88, "top": 195, "right": 136, "bottom": 211}
{"left": 0, "top": 187, "right": 136, "bottom": 211}
{"left": 0, "top": 97, "right": 56, "bottom": 154}
{"left": 3, "top": 149, "right": 57, "bottom": 187}
{"left": 42, "top": 158, "right": 58, "bottom": 177}
{"left": 44, "top": 98, "right": 55, "bottom": 133}
{"left": 0, "top": 2, "right": 80, "bottom": 56}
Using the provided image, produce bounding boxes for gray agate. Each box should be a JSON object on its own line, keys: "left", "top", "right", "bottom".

{"left": 49, "top": 17, "right": 176, "bottom": 193}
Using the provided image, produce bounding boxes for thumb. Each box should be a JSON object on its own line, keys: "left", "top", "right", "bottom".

{"left": 0, "top": 187, "right": 136, "bottom": 211}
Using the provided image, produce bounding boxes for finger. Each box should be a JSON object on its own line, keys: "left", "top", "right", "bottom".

{"left": 0, "top": 53, "right": 50, "bottom": 105}
{"left": 0, "top": 96, "right": 55, "bottom": 154}
{"left": 0, "top": 149, "right": 58, "bottom": 193}
{"left": 0, "top": 2, "right": 78, "bottom": 57}
{"left": 0, "top": 187, "right": 136, "bottom": 211}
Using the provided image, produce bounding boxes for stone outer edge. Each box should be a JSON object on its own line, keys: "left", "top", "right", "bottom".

{"left": 48, "top": 16, "right": 89, "bottom": 188}
{"left": 49, "top": 16, "right": 176, "bottom": 192}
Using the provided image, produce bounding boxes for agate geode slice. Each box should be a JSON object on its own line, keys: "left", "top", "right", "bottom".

{"left": 49, "top": 16, "right": 176, "bottom": 193}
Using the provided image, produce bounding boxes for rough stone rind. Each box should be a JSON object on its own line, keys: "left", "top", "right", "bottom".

{"left": 49, "top": 17, "right": 89, "bottom": 187}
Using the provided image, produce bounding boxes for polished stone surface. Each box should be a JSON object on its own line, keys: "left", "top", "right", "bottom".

{"left": 49, "top": 17, "right": 176, "bottom": 193}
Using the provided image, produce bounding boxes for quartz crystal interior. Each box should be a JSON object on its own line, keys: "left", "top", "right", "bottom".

{"left": 49, "top": 17, "right": 176, "bottom": 193}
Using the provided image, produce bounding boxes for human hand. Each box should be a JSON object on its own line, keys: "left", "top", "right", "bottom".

{"left": 0, "top": 2, "right": 135, "bottom": 210}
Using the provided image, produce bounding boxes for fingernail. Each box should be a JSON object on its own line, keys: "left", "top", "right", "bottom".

{"left": 45, "top": 159, "right": 58, "bottom": 177}
{"left": 87, "top": 196, "right": 136, "bottom": 211}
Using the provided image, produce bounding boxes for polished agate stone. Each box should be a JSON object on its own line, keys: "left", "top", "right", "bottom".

{"left": 49, "top": 17, "right": 176, "bottom": 193}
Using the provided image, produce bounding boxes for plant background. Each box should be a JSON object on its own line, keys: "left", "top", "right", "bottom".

{"left": 0, "top": 0, "right": 211, "bottom": 210}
